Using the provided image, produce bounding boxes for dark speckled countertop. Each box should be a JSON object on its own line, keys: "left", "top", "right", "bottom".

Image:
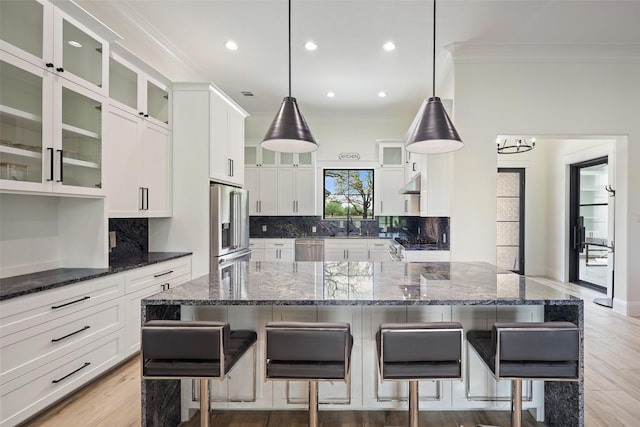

{"left": 143, "top": 261, "right": 581, "bottom": 307}
{"left": 0, "top": 252, "right": 192, "bottom": 301}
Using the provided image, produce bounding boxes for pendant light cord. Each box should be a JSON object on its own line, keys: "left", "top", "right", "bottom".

{"left": 288, "top": 0, "right": 292, "bottom": 97}
{"left": 432, "top": 0, "right": 436, "bottom": 98}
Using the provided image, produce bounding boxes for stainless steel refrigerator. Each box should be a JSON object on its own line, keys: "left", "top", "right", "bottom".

{"left": 210, "top": 183, "right": 250, "bottom": 271}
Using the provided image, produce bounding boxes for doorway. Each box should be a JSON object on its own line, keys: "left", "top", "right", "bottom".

{"left": 496, "top": 168, "right": 525, "bottom": 275}
{"left": 569, "top": 157, "right": 611, "bottom": 291}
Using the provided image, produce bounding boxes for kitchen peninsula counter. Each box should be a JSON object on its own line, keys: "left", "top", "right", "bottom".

{"left": 141, "top": 261, "right": 583, "bottom": 427}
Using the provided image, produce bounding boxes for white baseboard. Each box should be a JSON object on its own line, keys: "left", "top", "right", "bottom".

{"left": 622, "top": 300, "right": 640, "bottom": 317}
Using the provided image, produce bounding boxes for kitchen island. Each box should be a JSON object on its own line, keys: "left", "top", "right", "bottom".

{"left": 141, "top": 261, "right": 583, "bottom": 426}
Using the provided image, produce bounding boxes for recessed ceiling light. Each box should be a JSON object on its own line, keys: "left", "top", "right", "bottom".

{"left": 383, "top": 41, "right": 395, "bottom": 51}
{"left": 225, "top": 41, "right": 238, "bottom": 51}
{"left": 326, "top": 91, "right": 335, "bottom": 98}
{"left": 378, "top": 91, "right": 387, "bottom": 98}
{"left": 67, "top": 40, "right": 82, "bottom": 48}
{"left": 304, "top": 41, "right": 318, "bottom": 51}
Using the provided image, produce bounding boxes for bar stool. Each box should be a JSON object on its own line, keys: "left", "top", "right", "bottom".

{"left": 141, "top": 320, "right": 257, "bottom": 427}
{"left": 376, "top": 322, "right": 463, "bottom": 427}
{"left": 265, "top": 321, "right": 353, "bottom": 427}
{"left": 467, "top": 322, "right": 580, "bottom": 427}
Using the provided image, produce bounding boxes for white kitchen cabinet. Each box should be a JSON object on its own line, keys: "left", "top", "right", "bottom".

{"left": 209, "top": 86, "right": 247, "bottom": 186}
{"left": 244, "top": 144, "right": 277, "bottom": 168}
{"left": 0, "top": 0, "right": 117, "bottom": 97}
{"left": 245, "top": 167, "right": 278, "bottom": 215}
{"left": 0, "top": 52, "right": 104, "bottom": 196}
{"left": 278, "top": 151, "right": 314, "bottom": 168}
{"left": 263, "top": 239, "right": 295, "bottom": 262}
{"left": 375, "top": 168, "right": 410, "bottom": 216}
{"left": 405, "top": 151, "right": 424, "bottom": 181}
{"left": 123, "top": 257, "right": 192, "bottom": 357}
{"left": 402, "top": 250, "right": 450, "bottom": 263}
{"left": 104, "top": 106, "right": 171, "bottom": 217}
{"left": 324, "top": 240, "right": 369, "bottom": 261}
{"left": 109, "top": 45, "right": 170, "bottom": 129}
{"left": 277, "top": 167, "right": 315, "bottom": 215}
{"left": 419, "top": 153, "right": 451, "bottom": 217}
{"left": 367, "top": 239, "right": 391, "bottom": 261}
{"left": 377, "top": 140, "right": 404, "bottom": 167}
{"left": 0, "top": 274, "right": 126, "bottom": 426}
{"left": 249, "top": 239, "right": 265, "bottom": 261}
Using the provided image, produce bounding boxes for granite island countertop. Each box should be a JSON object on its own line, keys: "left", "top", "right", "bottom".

{"left": 143, "top": 261, "right": 581, "bottom": 307}
{"left": 0, "top": 252, "right": 192, "bottom": 301}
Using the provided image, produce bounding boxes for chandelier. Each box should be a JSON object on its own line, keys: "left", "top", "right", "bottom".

{"left": 496, "top": 137, "right": 535, "bottom": 154}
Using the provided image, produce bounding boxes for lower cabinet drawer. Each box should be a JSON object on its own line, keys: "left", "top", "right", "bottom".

{"left": 125, "top": 257, "right": 192, "bottom": 294}
{"left": 0, "top": 299, "right": 124, "bottom": 385}
{"left": 0, "top": 332, "right": 123, "bottom": 427}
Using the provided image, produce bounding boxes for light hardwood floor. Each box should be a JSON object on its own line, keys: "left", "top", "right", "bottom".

{"left": 23, "top": 278, "right": 640, "bottom": 427}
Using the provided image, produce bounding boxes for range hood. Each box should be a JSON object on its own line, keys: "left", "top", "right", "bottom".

{"left": 399, "top": 173, "right": 421, "bottom": 194}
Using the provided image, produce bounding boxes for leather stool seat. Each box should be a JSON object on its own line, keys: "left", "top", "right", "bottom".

{"left": 265, "top": 321, "right": 353, "bottom": 427}
{"left": 142, "top": 320, "right": 257, "bottom": 427}
{"left": 377, "top": 322, "right": 463, "bottom": 427}
{"left": 467, "top": 322, "right": 580, "bottom": 427}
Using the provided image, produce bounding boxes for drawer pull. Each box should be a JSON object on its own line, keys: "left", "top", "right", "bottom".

{"left": 52, "top": 362, "right": 91, "bottom": 384}
{"left": 51, "top": 296, "right": 90, "bottom": 309}
{"left": 154, "top": 270, "right": 174, "bottom": 278}
{"left": 51, "top": 326, "right": 91, "bottom": 343}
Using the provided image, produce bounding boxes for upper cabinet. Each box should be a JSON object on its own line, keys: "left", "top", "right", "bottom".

{"left": 109, "top": 45, "right": 170, "bottom": 129}
{"left": 0, "top": 53, "right": 104, "bottom": 196}
{"left": 209, "top": 88, "right": 247, "bottom": 186}
{"left": 0, "top": 0, "right": 118, "bottom": 97}
{"left": 244, "top": 144, "right": 276, "bottom": 168}
{"left": 419, "top": 153, "right": 451, "bottom": 217}
{"left": 377, "top": 140, "right": 404, "bottom": 168}
{"left": 279, "top": 151, "right": 314, "bottom": 168}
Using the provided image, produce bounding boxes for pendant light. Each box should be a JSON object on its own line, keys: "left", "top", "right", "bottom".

{"left": 405, "top": 0, "right": 463, "bottom": 154}
{"left": 261, "top": 0, "right": 318, "bottom": 153}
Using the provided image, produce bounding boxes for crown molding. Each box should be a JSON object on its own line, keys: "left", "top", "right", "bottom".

{"left": 446, "top": 42, "right": 640, "bottom": 64}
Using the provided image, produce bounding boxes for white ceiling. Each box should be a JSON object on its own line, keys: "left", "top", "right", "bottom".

{"left": 76, "top": 0, "right": 640, "bottom": 119}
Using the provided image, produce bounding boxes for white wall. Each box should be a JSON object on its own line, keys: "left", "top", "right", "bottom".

{"left": 452, "top": 58, "right": 638, "bottom": 315}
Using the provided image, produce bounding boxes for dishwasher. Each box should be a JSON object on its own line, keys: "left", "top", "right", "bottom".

{"left": 295, "top": 239, "right": 324, "bottom": 261}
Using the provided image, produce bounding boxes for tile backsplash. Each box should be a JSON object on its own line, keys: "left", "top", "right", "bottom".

{"left": 249, "top": 216, "right": 450, "bottom": 248}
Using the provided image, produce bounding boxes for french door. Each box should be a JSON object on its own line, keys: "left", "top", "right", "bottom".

{"left": 496, "top": 168, "right": 525, "bottom": 275}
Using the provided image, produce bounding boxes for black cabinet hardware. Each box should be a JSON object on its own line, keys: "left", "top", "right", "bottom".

{"left": 161, "top": 283, "right": 171, "bottom": 290}
{"left": 45, "top": 63, "right": 54, "bottom": 68}
{"left": 56, "top": 67, "right": 64, "bottom": 72}
{"left": 47, "top": 148, "right": 54, "bottom": 181}
{"left": 51, "top": 326, "right": 90, "bottom": 342}
{"left": 51, "top": 296, "right": 90, "bottom": 309}
{"left": 139, "top": 112, "right": 145, "bottom": 116}
{"left": 154, "top": 270, "right": 174, "bottom": 278}
{"left": 52, "top": 362, "right": 90, "bottom": 384}
{"left": 144, "top": 114, "right": 149, "bottom": 118}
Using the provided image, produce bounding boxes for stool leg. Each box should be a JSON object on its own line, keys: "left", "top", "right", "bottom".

{"left": 200, "top": 378, "right": 210, "bottom": 427}
{"left": 309, "top": 380, "right": 319, "bottom": 427}
{"left": 511, "top": 379, "right": 522, "bottom": 427}
{"left": 409, "top": 380, "right": 419, "bottom": 427}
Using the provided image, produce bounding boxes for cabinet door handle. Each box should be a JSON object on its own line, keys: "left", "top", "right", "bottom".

{"left": 144, "top": 114, "right": 149, "bottom": 118}
{"left": 51, "top": 295, "right": 90, "bottom": 309}
{"left": 46, "top": 63, "right": 54, "bottom": 68}
{"left": 381, "top": 201, "right": 384, "bottom": 213}
{"left": 56, "top": 149, "right": 63, "bottom": 182}
{"left": 139, "top": 112, "right": 145, "bottom": 116}
{"left": 154, "top": 270, "right": 174, "bottom": 278}
{"left": 56, "top": 67, "right": 64, "bottom": 72}
{"left": 404, "top": 200, "right": 408, "bottom": 212}
{"left": 47, "top": 147, "right": 54, "bottom": 181}
{"left": 52, "top": 362, "right": 90, "bottom": 384}
{"left": 413, "top": 162, "right": 416, "bottom": 172}
{"left": 161, "top": 283, "right": 171, "bottom": 290}
{"left": 140, "top": 187, "right": 145, "bottom": 210}
{"left": 51, "top": 325, "right": 90, "bottom": 342}
{"left": 293, "top": 201, "right": 296, "bottom": 212}
{"left": 145, "top": 187, "right": 149, "bottom": 210}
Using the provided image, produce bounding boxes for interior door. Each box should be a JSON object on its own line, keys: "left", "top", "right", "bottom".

{"left": 569, "top": 157, "right": 611, "bottom": 291}
{"left": 496, "top": 168, "right": 525, "bottom": 275}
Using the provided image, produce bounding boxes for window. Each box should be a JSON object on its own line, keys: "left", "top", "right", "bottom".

{"left": 323, "top": 169, "right": 374, "bottom": 219}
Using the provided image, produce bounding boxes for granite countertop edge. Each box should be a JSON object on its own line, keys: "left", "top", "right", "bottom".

{"left": 142, "top": 297, "right": 583, "bottom": 306}
{"left": 0, "top": 252, "right": 192, "bottom": 301}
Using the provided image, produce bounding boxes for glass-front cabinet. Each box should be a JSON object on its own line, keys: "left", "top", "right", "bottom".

{"left": 109, "top": 48, "right": 171, "bottom": 128}
{"left": 0, "top": 0, "right": 111, "bottom": 96}
{"left": 0, "top": 52, "right": 103, "bottom": 195}
{"left": 244, "top": 144, "right": 277, "bottom": 167}
{"left": 279, "top": 151, "right": 313, "bottom": 167}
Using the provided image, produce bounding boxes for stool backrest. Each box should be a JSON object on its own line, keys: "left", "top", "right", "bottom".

{"left": 380, "top": 322, "right": 462, "bottom": 363}
{"left": 266, "top": 322, "right": 351, "bottom": 363}
{"left": 142, "top": 320, "right": 229, "bottom": 362}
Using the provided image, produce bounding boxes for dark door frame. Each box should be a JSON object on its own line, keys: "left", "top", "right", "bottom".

{"left": 568, "top": 156, "right": 608, "bottom": 291}
{"left": 497, "top": 168, "right": 525, "bottom": 275}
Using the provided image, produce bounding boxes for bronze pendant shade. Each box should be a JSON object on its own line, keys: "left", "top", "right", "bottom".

{"left": 262, "top": 96, "right": 318, "bottom": 153}
{"left": 405, "top": 0, "right": 463, "bottom": 154}
{"left": 261, "top": 0, "right": 318, "bottom": 153}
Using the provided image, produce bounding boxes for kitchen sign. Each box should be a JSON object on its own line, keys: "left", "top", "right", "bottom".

{"left": 339, "top": 152, "right": 360, "bottom": 160}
